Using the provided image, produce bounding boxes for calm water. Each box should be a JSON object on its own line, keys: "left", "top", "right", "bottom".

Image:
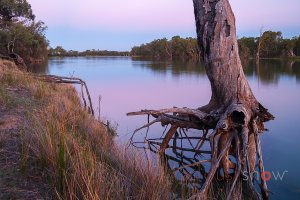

{"left": 31, "top": 57, "right": 300, "bottom": 199}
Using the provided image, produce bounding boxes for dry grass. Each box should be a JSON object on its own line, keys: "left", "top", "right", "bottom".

{"left": 0, "top": 59, "right": 173, "bottom": 200}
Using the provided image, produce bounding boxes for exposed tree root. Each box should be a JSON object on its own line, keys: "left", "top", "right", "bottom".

{"left": 127, "top": 102, "right": 273, "bottom": 199}
{"left": 125, "top": 7, "right": 276, "bottom": 190}
{"left": 127, "top": 0, "right": 275, "bottom": 198}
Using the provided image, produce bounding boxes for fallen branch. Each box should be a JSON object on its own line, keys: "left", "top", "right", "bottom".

{"left": 127, "top": 108, "right": 208, "bottom": 120}
{"left": 128, "top": 108, "right": 216, "bottom": 128}
{"left": 34, "top": 74, "right": 94, "bottom": 116}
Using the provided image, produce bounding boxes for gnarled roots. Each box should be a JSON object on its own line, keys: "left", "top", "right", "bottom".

{"left": 127, "top": 103, "right": 273, "bottom": 200}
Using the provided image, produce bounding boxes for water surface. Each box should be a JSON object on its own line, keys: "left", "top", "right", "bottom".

{"left": 30, "top": 57, "right": 300, "bottom": 199}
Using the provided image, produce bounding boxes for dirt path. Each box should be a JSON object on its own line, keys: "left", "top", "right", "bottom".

{"left": 0, "top": 86, "right": 51, "bottom": 200}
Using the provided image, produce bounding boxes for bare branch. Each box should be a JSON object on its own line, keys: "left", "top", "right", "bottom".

{"left": 127, "top": 108, "right": 208, "bottom": 120}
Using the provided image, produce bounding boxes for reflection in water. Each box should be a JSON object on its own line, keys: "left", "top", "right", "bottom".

{"left": 33, "top": 57, "right": 300, "bottom": 85}
{"left": 132, "top": 57, "right": 206, "bottom": 76}
{"left": 244, "top": 59, "right": 300, "bottom": 84}
{"left": 133, "top": 126, "right": 265, "bottom": 198}
{"left": 32, "top": 57, "right": 300, "bottom": 199}
{"left": 133, "top": 131, "right": 211, "bottom": 193}
{"left": 293, "top": 62, "right": 300, "bottom": 82}
{"left": 28, "top": 60, "right": 49, "bottom": 74}
{"left": 132, "top": 57, "right": 300, "bottom": 85}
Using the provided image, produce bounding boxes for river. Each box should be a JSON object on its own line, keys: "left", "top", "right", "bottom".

{"left": 30, "top": 57, "right": 300, "bottom": 199}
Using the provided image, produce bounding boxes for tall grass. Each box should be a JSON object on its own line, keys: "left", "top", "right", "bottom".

{"left": 0, "top": 59, "right": 173, "bottom": 200}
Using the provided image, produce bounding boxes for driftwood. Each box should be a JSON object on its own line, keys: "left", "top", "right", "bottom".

{"left": 128, "top": 0, "right": 274, "bottom": 199}
{"left": 34, "top": 74, "right": 95, "bottom": 116}
{"left": 33, "top": 75, "right": 117, "bottom": 135}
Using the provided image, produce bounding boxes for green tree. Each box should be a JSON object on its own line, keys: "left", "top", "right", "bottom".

{"left": 49, "top": 46, "right": 67, "bottom": 56}
{"left": 131, "top": 36, "right": 199, "bottom": 60}
{"left": 171, "top": 36, "right": 186, "bottom": 57}
{"left": 280, "top": 38, "right": 296, "bottom": 57}
{"left": 0, "top": 0, "right": 35, "bottom": 25}
{"left": 259, "top": 31, "right": 282, "bottom": 58}
{"left": 0, "top": 0, "right": 48, "bottom": 63}
{"left": 293, "top": 36, "right": 300, "bottom": 56}
{"left": 148, "top": 38, "right": 171, "bottom": 59}
{"left": 238, "top": 37, "right": 256, "bottom": 59}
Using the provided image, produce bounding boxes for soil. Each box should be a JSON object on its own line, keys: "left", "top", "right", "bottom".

{"left": 0, "top": 86, "right": 52, "bottom": 200}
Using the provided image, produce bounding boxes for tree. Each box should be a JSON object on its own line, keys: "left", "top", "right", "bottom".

{"left": 258, "top": 31, "right": 283, "bottom": 58}
{"left": 192, "top": 1, "right": 274, "bottom": 197}
{"left": 293, "top": 36, "right": 300, "bottom": 56}
{"left": 48, "top": 46, "right": 67, "bottom": 56}
{"left": 130, "top": 36, "right": 199, "bottom": 60}
{"left": 256, "top": 28, "right": 263, "bottom": 63}
{"left": 0, "top": 0, "right": 35, "bottom": 26}
{"left": 280, "top": 38, "right": 296, "bottom": 57}
{"left": 0, "top": 21, "right": 48, "bottom": 63}
{"left": 149, "top": 38, "right": 172, "bottom": 59}
{"left": 0, "top": 0, "right": 48, "bottom": 65}
{"left": 238, "top": 37, "right": 257, "bottom": 60}
{"left": 128, "top": 0, "right": 273, "bottom": 199}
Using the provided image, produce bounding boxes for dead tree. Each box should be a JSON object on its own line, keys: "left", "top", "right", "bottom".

{"left": 256, "top": 28, "right": 263, "bottom": 66}
{"left": 128, "top": 0, "right": 274, "bottom": 199}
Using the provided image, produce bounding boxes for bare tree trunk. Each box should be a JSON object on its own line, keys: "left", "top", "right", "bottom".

{"left": 256, "top": 28, "right": 263, "bottom": 66}
{"left": 128, "top": 0, "right": 274, "bottom": 199}
{"left": 256, "top": 40, "right": 261, "bottom": 64}
{"left": 192, "top": 1, "right": 273, "bottom": 199}
{"left": 193, "top": 0, "right": 257, "bottom": 111}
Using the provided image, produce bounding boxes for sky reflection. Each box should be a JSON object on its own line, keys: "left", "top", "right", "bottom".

{"left": 30, "top": 57, "right": 300, "bottom": 199}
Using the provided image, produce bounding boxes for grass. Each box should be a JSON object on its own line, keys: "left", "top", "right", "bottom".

{"left": 0, "top": 59, "right": 173, "bottom": 200}
{"left": 0, "top": 87, "right": 16, "bottom": 108}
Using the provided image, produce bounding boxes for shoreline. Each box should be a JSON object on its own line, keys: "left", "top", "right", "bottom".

{"left": 0, "top": 59, "right": 172, "bottom": 199}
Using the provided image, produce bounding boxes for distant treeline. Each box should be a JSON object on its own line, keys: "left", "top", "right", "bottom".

{"left": 49, "top": 31, "right": 300, "bottom": 60}
{"left": 131, "top": 32, "right": 300, "bottom": 60}
{"left": 48, "top": 46, "right": 130, "bottom": 57}
{"left": 131, "top": 36, "right": 199, "bottom": 60}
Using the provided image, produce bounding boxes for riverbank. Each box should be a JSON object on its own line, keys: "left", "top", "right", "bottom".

{"left": 0, "top": 59, "right": 172, "bottom": 199}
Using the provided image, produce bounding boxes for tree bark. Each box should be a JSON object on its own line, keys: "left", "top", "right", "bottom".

{"left": 128, "top": 0, "right": 274, "bottom": 199}
{"left": 193, "top": 0, "right": 256, "bottom": 111}
{"left": 192, "top": 1, "right": 273, "bottom": 199}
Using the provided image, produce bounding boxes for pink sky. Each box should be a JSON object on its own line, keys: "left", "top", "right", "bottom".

{"left": 27, "top": 0, "right": 300, "bottom": 50}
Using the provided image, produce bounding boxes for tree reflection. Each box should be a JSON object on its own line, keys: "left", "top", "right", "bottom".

{"left": 29, "top": 57, "right": 300, "bottom": 85}
{"left": 131, "top": 57, "right": 206, "bottom": 76}
{"left": 132, "top": 130, "right": 211, "bottom": 196}
{"left": 133, "top": 57, "right": 300, "bottom": 85}
{"left": 131, "top": 129, "right": 268, "bottom": 199}
{"left": 28, "top": 60, "right": 49, "bottom": 74}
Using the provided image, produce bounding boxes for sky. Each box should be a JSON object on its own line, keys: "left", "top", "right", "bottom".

{"left": 27, "top": 0, "right": 300, "bottom": 51}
